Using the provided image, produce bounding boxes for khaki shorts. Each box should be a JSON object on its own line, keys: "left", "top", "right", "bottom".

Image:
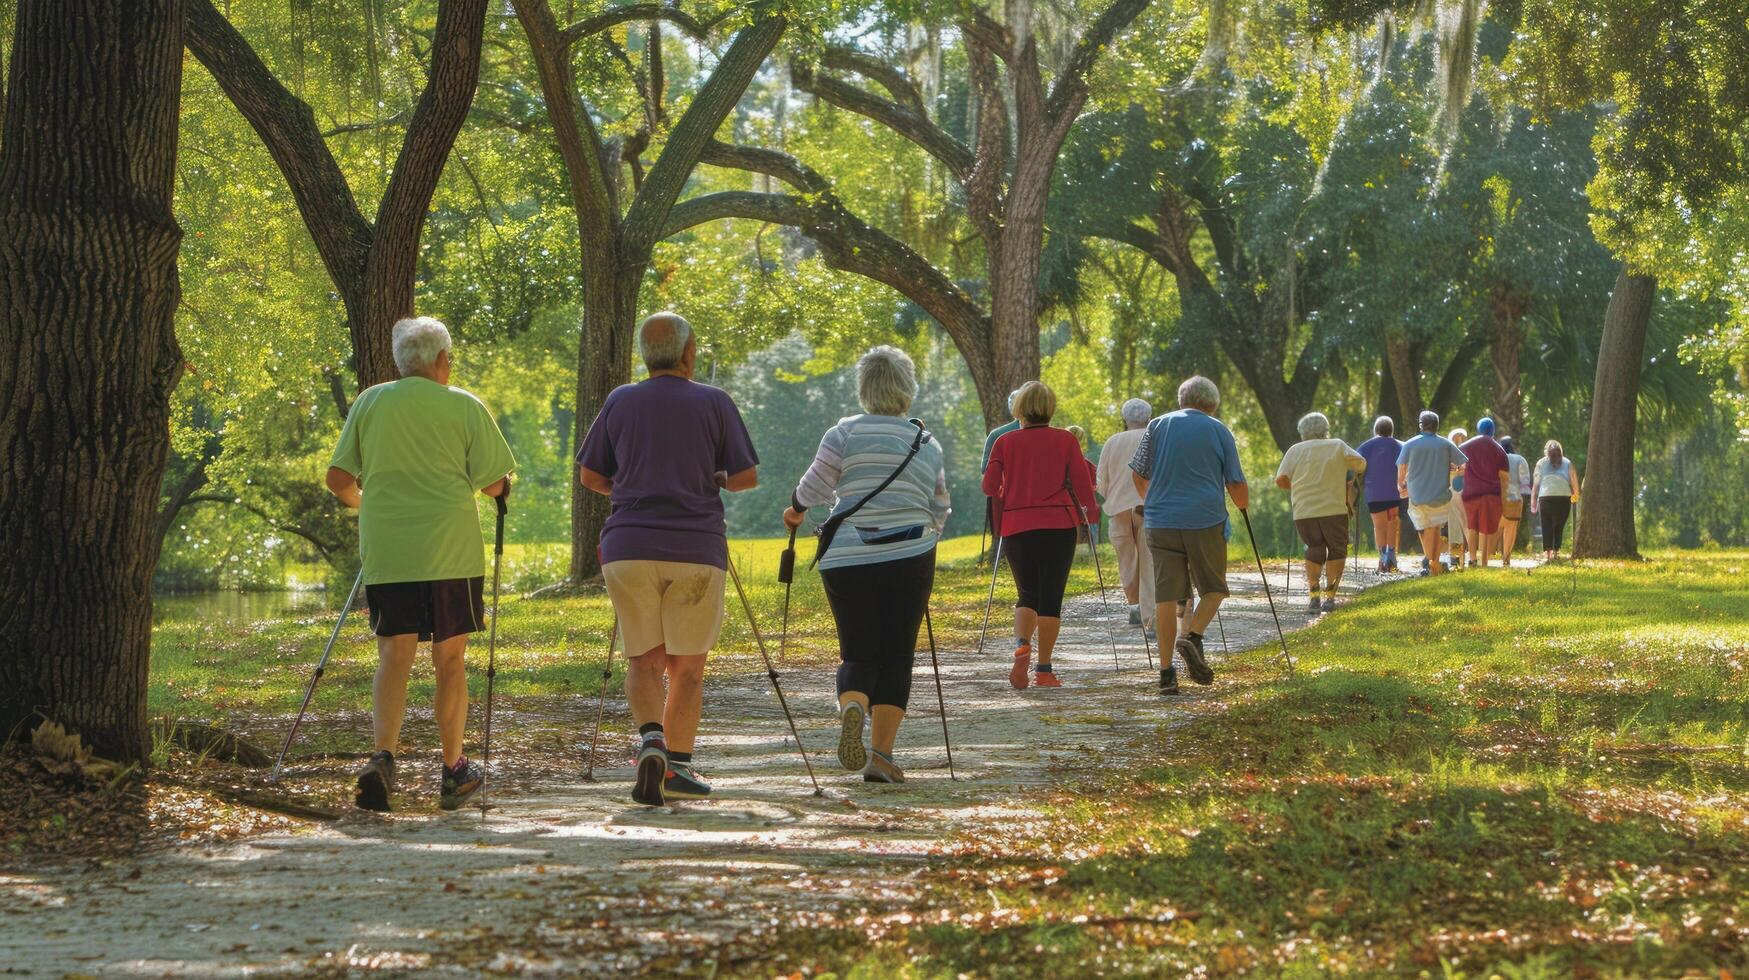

{"left": 601, "top": 560, "right": 726, "bottom": 658}
{"left": 1407, "top": 498, "right": 1460, "bottom": 533}
{"left": 1294, "top": 514, "right": 1349, "bottom": 564}
{"left": 1147, "top": 524, "right": 1229, "bottom": 604}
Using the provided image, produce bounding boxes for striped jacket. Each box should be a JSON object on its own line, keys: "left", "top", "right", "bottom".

{"left": 793, "top": 414, "right": 951, "bottom": 570}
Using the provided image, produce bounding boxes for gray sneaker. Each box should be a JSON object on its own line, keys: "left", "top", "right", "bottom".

{"left": 1307, "top": 596, "right": 1322, "bottom": 614}
{"left": 1128, "top": 606, "right": 1142, "bottom": 626}
{"left": 1321, "top": 596, "right": 1336, "bottom": 614}
{"left": 837, "top": 701, "right": 868, "bottom": 772}
{"left": 862, "top": 750, "right": 905, "bottom": 784}
{"left": 354, "top": 750, "right": 394, "bottom": 812}
{"left": 663, "top": 762, "right": 711, "bottom": 801}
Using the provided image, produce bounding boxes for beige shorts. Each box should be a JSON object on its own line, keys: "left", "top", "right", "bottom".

{"left": 1407, "top": 498, "right": 1460, "bottom": 533}
{"left": 601, "top": 560, "right": 726, "bottom": 658}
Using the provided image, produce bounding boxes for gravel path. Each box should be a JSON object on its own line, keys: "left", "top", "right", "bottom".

{"left": 4, "top": 563, "right": 1413, "bottom": 976}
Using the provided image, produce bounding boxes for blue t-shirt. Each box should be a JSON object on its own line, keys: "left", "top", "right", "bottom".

{"left": 1357, "top": 436, "right": 1404, "bottom": 503}
{"left": 981, "top": 420, "right": 1020, "bottom": 473}
{"left": 1129, "top": 409, "right": 1245, "bottom": 530}
{"left": 1396, "top": 433, "right": 1467, "bottom": 506}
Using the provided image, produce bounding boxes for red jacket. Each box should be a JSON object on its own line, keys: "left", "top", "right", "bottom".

{"left": 982, "top": 425, "right": 1100, "bottom": 536}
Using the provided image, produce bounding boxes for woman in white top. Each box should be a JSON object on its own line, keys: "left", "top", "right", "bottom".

{"left": 1530, "top": 439, "right": 1581, "bottom": 560}
{"left": 1274, "top": 412, "right": 1366, "bottom": 614}
{"left": 783, "top": 346, "right": 951, "bottom": 785}
{"left": 1498, "top": 437, "right": 1532, "bottom": 566}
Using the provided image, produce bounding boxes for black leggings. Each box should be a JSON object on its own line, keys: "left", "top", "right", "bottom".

{"left": 1540, "top": 496, "right": 1572, "bottom": 551}
{"left": 1003, "top": 527, "right": 1078, "bottom": 618}
{"left": 819, "top": 548, "right": 935, "bottom": 710}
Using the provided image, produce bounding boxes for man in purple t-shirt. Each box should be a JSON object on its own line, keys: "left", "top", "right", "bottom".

{"left": 1356, "top": 416, "right": 1407, "bottom": 573}
{"left": 577, "top": 312, "right": 759, "bottom": 806}
{"left": 1459, "top": 417, "right": 1511, "bottom": 568}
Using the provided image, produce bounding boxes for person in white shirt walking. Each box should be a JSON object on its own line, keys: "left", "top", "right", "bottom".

{"left": 1274, "top": 412, "right": 1366, "bottom": 614}
{"left": 1096, "top": 398, "right": 1155, "bottom": 632}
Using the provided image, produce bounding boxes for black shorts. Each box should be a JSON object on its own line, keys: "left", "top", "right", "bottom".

{"left": 1368, "top": 498, "right": 1406, "bottom": 515}
{"left": 1003, "top": 527, "right": 1078, "bottom": 617}
{"left": 365, "top": 577, "right": 485, "bottom": 643}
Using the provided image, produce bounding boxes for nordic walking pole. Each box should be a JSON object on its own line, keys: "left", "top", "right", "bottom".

{"left": 480, "top": 492, "right": 507, "bottom": 819}
{"left": 268, "top": 568, "right": 364, "bottom": 784}
{"left": 778, "top": 524, "right": 798, "bottom": 664}
{"left": 1065, "top": 474, "right": 1123, "bottom": 671}
{"left": 581, "top": 618, "right": 618, "bottom": 782}
{"left": 978, "top": 498, "right": 990, "bottom": 568}
{"left": 1214, "top": 609, "right": 1230, "bottom": 656}
{"left": 922, "top": 608, "right": 955, "bottom": 779}
{"left": 1239, "top": 508, "right": 1295, "bottom": 679}
{"left": 975, "top": 527, "right": 1005, "bottom": 659}
{"left": 725, "top": 554, "right": 823, "bottom": 796}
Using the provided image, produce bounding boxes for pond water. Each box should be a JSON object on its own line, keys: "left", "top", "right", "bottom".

{"left": 153, "top": 587, "right": 339, "bottom": 627}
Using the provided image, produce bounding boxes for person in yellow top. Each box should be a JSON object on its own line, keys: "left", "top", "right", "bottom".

{"left": 1274, "top": 412, "right": 1366, "bottom": 614}
{"left": 326, "top": 316, "right": 515, "bottom": 813}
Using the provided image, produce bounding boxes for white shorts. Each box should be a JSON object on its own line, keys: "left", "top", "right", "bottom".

{"left": 1408, "top": 499, "right": 1459, "bottom": 533}
{"left": 601, "top": 560, "right": 726, "bottom": 658}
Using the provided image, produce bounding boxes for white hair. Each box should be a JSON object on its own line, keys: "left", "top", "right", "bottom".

{"left": 1297, "top": 412, "right": 1330, "bottom": 440}
{"left": 391, "top": 316, "right": 452, "bottom": 376}
{"left": 638, "top": 311, "right": 693, "bottom": 371}
{"left": 1121, "top": 397, "right": 1153, "bottom": 425}
{"left": 856, "top": 345, "right": 917, "bottom": 416}
{"left": 1177, "top": 375, "right": 1219, "bottom": 412}
{"left": 1007, "top": 388, "right": 1023, "bottom": 413}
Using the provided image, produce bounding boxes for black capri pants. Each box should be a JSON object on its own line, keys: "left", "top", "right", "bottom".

{"left": 819, "top": 548, "right": 935, "bottom": 711}
{"left": 1540, "top": 495, "right": 1572, "bottom": 551}
{"left": 1003, "top": 527, "right": 1078, "bottom": 618}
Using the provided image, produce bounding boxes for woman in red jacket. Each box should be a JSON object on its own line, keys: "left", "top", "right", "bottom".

{"left": 982, "top": 381, "right": 1099, "bottom": 690}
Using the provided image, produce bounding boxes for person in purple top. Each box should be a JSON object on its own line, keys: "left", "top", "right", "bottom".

{"left": 1356, "top": 416, "right": 1407, "bottom": 573}
{"left": 577, "top": 312, "right": 759, "bottom": 806}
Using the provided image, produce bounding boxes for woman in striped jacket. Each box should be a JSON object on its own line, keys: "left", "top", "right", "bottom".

{"left": 783, "top": 346, "right": 951, "bottom": 784}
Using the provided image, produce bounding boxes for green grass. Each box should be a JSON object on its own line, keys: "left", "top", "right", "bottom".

{"left": 752, "top": 553, "right": 1749, "bottom": 978}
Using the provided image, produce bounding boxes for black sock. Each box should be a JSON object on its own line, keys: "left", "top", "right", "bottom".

{"left": 1036, "top": 662, "right": 1054, "bottom": 674}
{"left": 639, "top": 722, "right": 664, "bottom": 737}
{"left": 668, "top": 751, "right": 692, "bottom": 765}
{"left": 1188, "top": 632, "right": 1202, "bottom": 641}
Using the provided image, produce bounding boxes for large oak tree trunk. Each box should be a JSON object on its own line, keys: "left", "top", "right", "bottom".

{"left": 1489, "top": 288, "right": 1527, "bottom": 439}
{"left": 0, "top": 0, "right": 186, "bottom": 761}
{"left": 1575, "top": 269, "right": 1655, "bottom": 559}
{"left": 567, "top": 274, "right": 639, "bottom": 583}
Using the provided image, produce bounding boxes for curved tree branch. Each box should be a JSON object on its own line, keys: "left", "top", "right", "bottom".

{"left": 819, "top": 45, "right": 926, "bottom": 114}
{"left": 790, "top": 58, "right": 974, "bottom": 179}
{"left": 183, "top": 495, "right": 338, "bottom": 563}
{"left": 559, "top": 3, "right": 712, "bottom": 47}
{"left": 698, "top": 140, "right": 829, "bottom": 193}
{"left": 1046, "top": 0, "right": 1152, "bottom": 124}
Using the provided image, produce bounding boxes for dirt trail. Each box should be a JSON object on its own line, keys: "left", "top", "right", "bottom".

{"left": 5, "top": 564, "right": 1414, "bottom": 976}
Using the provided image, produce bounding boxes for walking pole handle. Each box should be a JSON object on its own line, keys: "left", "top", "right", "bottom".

{"left": 778, "top": 526, "right": 796, "bottom": 584}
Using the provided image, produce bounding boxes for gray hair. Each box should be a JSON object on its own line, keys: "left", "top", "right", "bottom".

{"left": 1177, "top": 375, "right": 1219, "bottom": 412}
{"left": 856, "top": 345, "right": 917, "bottom": 416}
{"left": 1374, "top": 415, "right": 1394, "bottom": 437}
{"left": 391, "top": 316, "right": 452, "bottom": 376}
{"left": 1297, "top": 412, "right": 1330, "bottom": 440}
{"left": 638, "top": 311, "right": 693, "bottom": 371}
{"left": 1007, "top": 388, "right": 1023, "bottom": 414}
{"left": 1121, "top": 397, "right": 1153, "bottom": 425}
{"left": 1418, "top": 410, "right": 1440, "bottom": 432}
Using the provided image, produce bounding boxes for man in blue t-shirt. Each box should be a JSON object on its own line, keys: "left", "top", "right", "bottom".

{"left": 1395, "top": 411, "right": 1468, "bottom": 577}
{"left": 1129, "top": 375, "right": 1247, "bottom": 692}
{"left": 1356, "top": 416, "right": 1406, "bottom": 572}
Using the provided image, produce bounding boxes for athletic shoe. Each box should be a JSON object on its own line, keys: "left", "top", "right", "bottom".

{"left": 663, "top": 763, "right": 711, "bottom": 801}
{"left": 1010, "top": 644, "right": 1031, "bottom": 689}
{"left": 1377, "top": 556, "right": 1388, "bottom": 574}
{"left": 863, "top": 751, "right": 905, "bottom": 783}
{"left": 1175, "top": 633, "right": 1214, "bottom": 686}
{"left": 1159, "top": 665, "right": 1180, "bottom": 695}
{"left": 1143, "top": 627, "right": 1157, "bottom": 642}
{"left": 837, "top": 701, "right": 868, "bottom": 772}
{"left": 354, "top": 750, "right": 395, "bottom": 812}
{"left": 1419, "top": 566, "right": 1431, "bottom": 578}
{"left": 1128, "top": 606, "right": 1142, "bottom": 626}
{"left": 1321, "top": 596, "right": 1336, "bottom": 614}
{"left": 632, "top": 736, "right": 667, "bottom": 806}
{"left": 439, "top": 756, "right": 484, "bottom": 811}
{"left": 1307, "top": 596, "right": 1322, "bottom": 614}
{"left": 1034, "top": 669, "right": 1062, "bottom": 688}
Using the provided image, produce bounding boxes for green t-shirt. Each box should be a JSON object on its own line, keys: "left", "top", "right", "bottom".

{"left": 329, "top": 377, "right": 516, "bottom": 585}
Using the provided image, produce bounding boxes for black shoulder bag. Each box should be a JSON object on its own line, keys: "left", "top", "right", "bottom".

{"left": 810, "top": 418, "right": 931, "bottom": 569}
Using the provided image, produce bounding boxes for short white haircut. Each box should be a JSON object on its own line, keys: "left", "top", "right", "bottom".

{"left": 856, "top": 345, "right": 917, "bottom": 416}
{"left": 392, "top": 316, "right": 452, "bottom": 376}
{"left": 638, "top": 311, "right": 693, "bottom": 371}
{"left": 1297, "top": 412, "right": 1330, "bottom": 440}
{"left": 1007, "top": 388, "right": 1023, "bottom": 413}
{"left": 1121, "top": 397, "right": 1153, "bottom": 425}
{"left": 1177, "top": 375, "right": 1219, "bottom": 412}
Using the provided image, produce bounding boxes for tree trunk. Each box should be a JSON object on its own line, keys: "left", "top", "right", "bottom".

{"left": 1489, "top": 288, "right": 1526, "bottom": 439}
{"left": 1378, "top": 351, "right": 1403, "bottom": 427}
{"left": 567, "top": 274, "right": 639, "bottom": 583}
{"left": 1384, "top": 335, "right": 1424, "bottom": 422}
{"left": 0, "top": 0, "right": 186, "bottom": 761}
{"left": 1575, "top": 269, "right": 1655, "bottom": 559}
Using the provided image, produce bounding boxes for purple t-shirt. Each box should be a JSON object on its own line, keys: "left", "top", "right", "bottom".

{"left": 576, "top": 376, "right": 759, "bottom": 569}
{"left": 1357, "top": 436, "right": 1404, "bottom": 503}
{"left": 1460, "top": 435, "right": 1508, "bottom": 499}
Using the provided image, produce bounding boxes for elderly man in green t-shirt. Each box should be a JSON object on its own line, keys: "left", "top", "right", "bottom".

{"left": 326, "top": 317, "right": 515, "bottom": 812}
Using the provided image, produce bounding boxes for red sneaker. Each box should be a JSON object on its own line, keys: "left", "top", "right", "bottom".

{"left": 1034, "top": 669, "right": 1062, "bottom": 688}
{"left": 1010, "top": 644, "right": 1031, "bottom": 689}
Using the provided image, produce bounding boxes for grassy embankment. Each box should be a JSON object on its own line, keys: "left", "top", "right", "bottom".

{"left": 767, "top": 552, "right": 1749, "bottom": 977}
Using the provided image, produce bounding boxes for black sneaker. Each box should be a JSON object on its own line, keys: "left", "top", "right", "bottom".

{"left": 354, "top": 750, "right": 395, "bottom": 812}
{"left": 1128, "top": 606, "right": 1142, "bottom": 626}
{"left": 633, "top": 736, "right": 667, "bottom": 806}
{"left": 1159, "top": 665, "right": 1180, "bottom": 695}
{"left": 1321, "top": 596, "right": 1336, "bottom": 614}
{"left": 663, "top": 762, "right": 711, "bottom": 801}
{"left": 1175, "top": 633, "right": 1214, "bottom": 685}
{"left": 439, "top": 756, "right": 484, "bottom": 811}
{"left": 1306, "top": 596, "right": 1322, "bottom": 614}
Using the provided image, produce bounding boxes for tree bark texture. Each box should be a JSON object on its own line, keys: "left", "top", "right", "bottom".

{"left": 512, "top": 0, "right": 784, "bottom": 582}
{"left": 1489, "top": 287, "right": 1527, "bottom": 439}
{"left": 1575, "top": 268, "right": 1655, "bottom": 559}
{"left": 0, "top": 0, "right": 187, "bottom": 761}
{"left": 187, "top": 0, "right": 487, "bottom": 389}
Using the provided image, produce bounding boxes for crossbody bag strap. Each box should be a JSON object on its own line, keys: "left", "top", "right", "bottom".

{"left": 810, "top": 419, "right": 929, "bottom": 569}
